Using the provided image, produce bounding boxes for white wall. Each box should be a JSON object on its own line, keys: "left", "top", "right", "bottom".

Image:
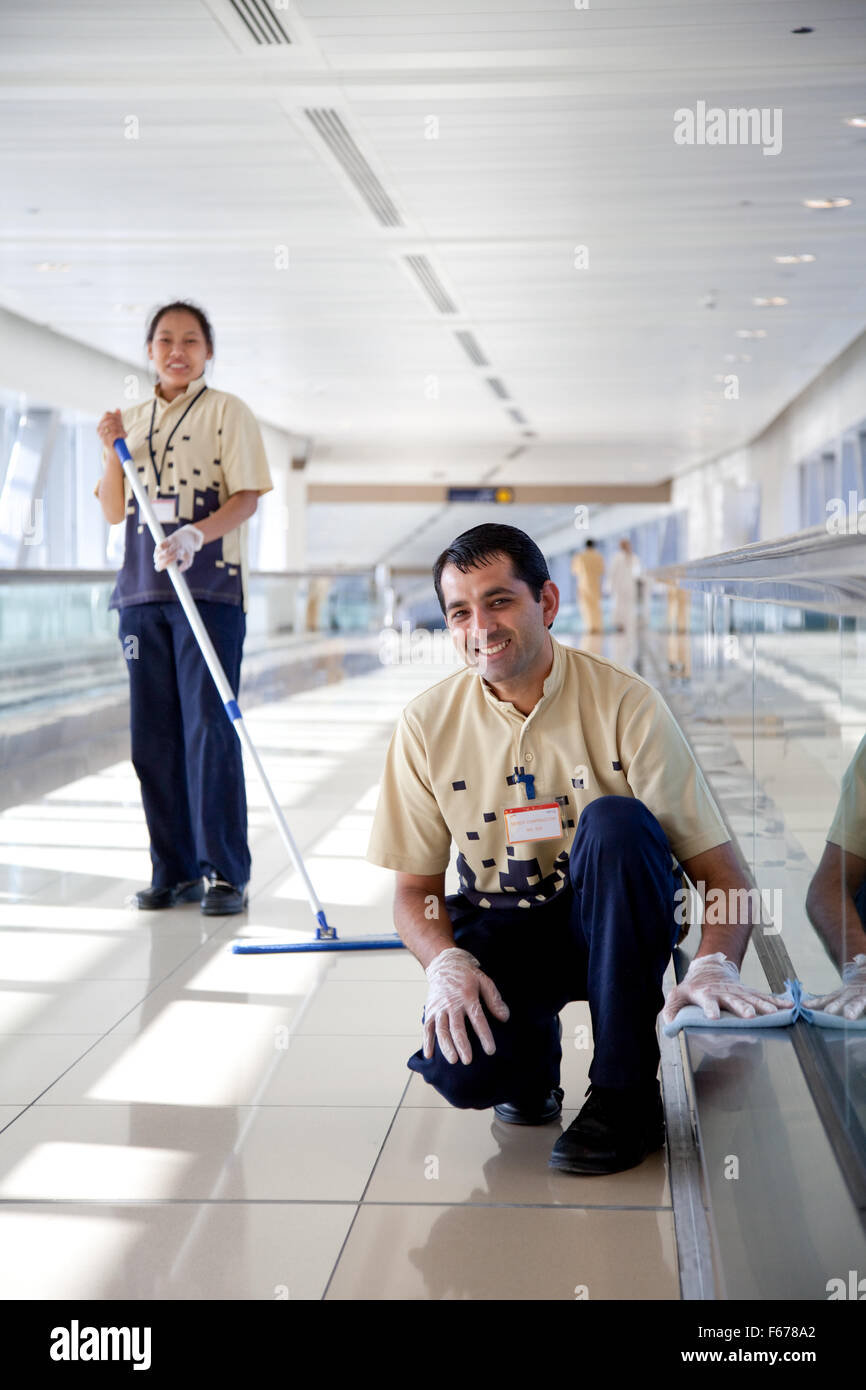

{"left": 672, "top": 326, "right": 866, "bottom": 558}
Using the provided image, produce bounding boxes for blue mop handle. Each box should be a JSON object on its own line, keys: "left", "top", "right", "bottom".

{"left": 234, "top": 938, "right": 405, "bottom": 953}
{"left": 113, "top": 437, "right": 335, "bottom": 936}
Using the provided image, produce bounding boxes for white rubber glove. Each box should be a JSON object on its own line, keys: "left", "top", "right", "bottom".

{"left": 807, "top": 955, "right": 866, "bottom": 1020}
{"left": 423, "top": 946, "right": 510, "bottom": 1066}
{"left": 662, "top": 952, "right": 782, "bottom": 1025}
{"left": 154, "top": 524, "right": 204, "bottom": 574}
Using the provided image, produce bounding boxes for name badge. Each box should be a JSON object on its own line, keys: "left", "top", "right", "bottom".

{"left": 504, "top": 802, "right": 563, "bottom": 845}
{"left": 150, "top": 496, "right": 178, "bottom": 524}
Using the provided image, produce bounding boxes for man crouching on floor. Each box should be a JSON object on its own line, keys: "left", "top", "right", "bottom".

{"left": 366, "top": 524, "right": 782, "bottom": 1174}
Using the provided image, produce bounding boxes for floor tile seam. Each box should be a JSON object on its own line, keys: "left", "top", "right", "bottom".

{"left": 0, "top": 975, "right": 207, "bottom": 985}
{"left": 12, "top": 1101, "right": 426, "bottom": 1109}
{"left": 0, "top": 922, "right": 240, "bottom": 1111}
{"left": 320, "top": 1072, "right": 415, "bottom": 1299}
{"left": 356, "top": 1199, "right": 675, "bottom": 1211}
{"left": 0, "top": 1035, "right": 131, "bottom": 1122}
{"left": 0, "top": 1196, "right": 673, "bottom": 1208}
{"left": 0, "top": 1197, "right": 361, "bottom": 1207}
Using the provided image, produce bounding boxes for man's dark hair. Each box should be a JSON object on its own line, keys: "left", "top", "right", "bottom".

{"left": 433, "top": 523, "right": 551, "bottom": 615}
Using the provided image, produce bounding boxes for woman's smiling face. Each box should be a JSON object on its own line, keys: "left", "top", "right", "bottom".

{"left": 147, "top": 310, "right": 212, "bottom": 395}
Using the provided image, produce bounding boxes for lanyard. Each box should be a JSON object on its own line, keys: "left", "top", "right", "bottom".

{"left": 147, "top": 386, "right": 208, "bottom": 490}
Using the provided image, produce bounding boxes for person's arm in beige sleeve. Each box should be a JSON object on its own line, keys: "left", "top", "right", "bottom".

{"left": 803, "top": 843, "right": 866, "bottom": 1019}
{"left": 618, "top": 684, "right": 732, "bottom": 863}
{"left": 367, "top": 713, "right": 453, "bottom": 874}
{"left": 155, "top": 395, "right": 270, "bottom": 570}
{"left": 220, "top": 395, "right": 274, "bottom": 498}
{"left": 808, "top": 843, "right": 866, "bottom": 970}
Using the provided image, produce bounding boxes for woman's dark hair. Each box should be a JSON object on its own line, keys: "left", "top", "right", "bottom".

{"left": 146, "top": 300, "right": 214, "bottom": 353}
{"left": 433, "top": 523, "right": 551, "bottom": 615}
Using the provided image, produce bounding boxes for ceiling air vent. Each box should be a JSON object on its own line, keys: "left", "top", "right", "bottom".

{"left": 486, "top": 377, "right": 509, "bottom": 400}
{"left": 403, "top": 255, "right": 457, "bottom": 314}
{"left": 228, "top": 0, "right": 292, "bottom": 44}
{"left": 305, "top": 109, "right": 403, "bottom": 227}
{"left": 454, "top": 330, "right": 488, "bottom": 366}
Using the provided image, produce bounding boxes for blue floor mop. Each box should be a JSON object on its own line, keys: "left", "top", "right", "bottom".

{"left": 114, "top": 438, "right": 404, "bottom": 954}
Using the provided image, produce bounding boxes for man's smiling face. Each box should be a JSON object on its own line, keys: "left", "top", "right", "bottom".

{"left": 439, "top": 552, "right": 559, "bottom": 688}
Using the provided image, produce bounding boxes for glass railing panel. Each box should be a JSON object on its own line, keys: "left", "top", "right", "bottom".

{"left": 649, "top": 533, "right": 866, "bottom": 1173}
{"left": 0, "top": 570, "right": 384, "bottom": 721}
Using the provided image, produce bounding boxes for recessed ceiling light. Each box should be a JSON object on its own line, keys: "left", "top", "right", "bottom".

{"left": 736, "top": 329, "right": 767, "bottom": 339}
{"left": 773, "top": 253, "right": 816, "bottom": 264}
{"left": 35, "top": 261, "right": 70, "bottom": 272}
{"left": 803, "top": 196, "right": 852, "bottom": 209}
{"left": 844, "top": 115, "right": 866, "bottom": 128}
{"left": 753, "top": 296, "right": 788, "bottom": 307}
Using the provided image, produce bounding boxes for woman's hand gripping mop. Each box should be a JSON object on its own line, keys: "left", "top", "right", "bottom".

{"left": 113, "top": 438, "right": 404, "bottom": 954}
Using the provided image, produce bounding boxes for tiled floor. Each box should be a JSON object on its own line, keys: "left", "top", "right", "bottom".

{"left": 0, "top": 646, "right": 682, "bottom": 1300}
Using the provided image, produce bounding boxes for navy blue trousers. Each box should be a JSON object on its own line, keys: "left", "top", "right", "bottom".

{"left": 408, "top": 796, "right": 682, "bottom": 1105}
{"left": 117, "top": 600, "right": 250, "bottom": 890}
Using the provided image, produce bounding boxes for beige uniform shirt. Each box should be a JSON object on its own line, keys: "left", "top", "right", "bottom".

{"left": 97, "top": 376, "right": 272, "bottom": 612}
{"left": 367, "top": 636, "right": 730, "bottom": 909}
{"left": 826, "top": 733, "right": 866, "bottom": 858}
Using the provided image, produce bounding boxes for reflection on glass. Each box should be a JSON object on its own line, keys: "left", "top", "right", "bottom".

{"left": 806, "top": 732, "right": 866, "bottom": 1020}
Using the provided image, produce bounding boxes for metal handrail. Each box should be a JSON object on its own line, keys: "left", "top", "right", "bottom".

{"left": 0, "top": 567, "right": 376, "bottom": 584}
{"left": 649, "top": 523, "right": 866, "bottom": 612}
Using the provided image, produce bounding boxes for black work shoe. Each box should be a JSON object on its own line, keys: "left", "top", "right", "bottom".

{"left": 494, "top": 1087, "right": 565, "bottom": 1125}
{"left": 201, "top": 875, "right": 249, "bottom": 916}
{"left": 548, "top": 1080, "right": 665, "bottom": 1175}
{"left": 129, "top": 880, "right": 203, "bottom": 911}
{"left": 494, "top": 1017, "right": 564, "bottom": 1124}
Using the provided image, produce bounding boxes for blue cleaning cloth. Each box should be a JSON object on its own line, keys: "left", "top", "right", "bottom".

{"left": 663, "top": 979, "right": 866, "bottom": 1036}
{"left": 798, "top": 982, "right": 866, "bottom": 1030}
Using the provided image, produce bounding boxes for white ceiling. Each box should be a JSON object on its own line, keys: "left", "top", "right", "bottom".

{"left": 1, "top": 0, "right": 866, "bottom": 564}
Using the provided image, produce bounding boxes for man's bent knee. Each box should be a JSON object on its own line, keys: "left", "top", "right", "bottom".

{"left": 407, "top": 1045, "right": 509, "bottom": 1110}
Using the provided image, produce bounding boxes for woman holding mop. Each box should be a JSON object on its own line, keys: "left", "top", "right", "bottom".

{"left": 96, "top": 301, "right": 273, "bottom": 914}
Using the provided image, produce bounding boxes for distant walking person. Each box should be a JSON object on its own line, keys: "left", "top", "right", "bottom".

{"left": 571, "top": 538, "right": 604, "bottom": 634}
{"left": 609, "top": 538, "right": 641, "bottom": 632}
